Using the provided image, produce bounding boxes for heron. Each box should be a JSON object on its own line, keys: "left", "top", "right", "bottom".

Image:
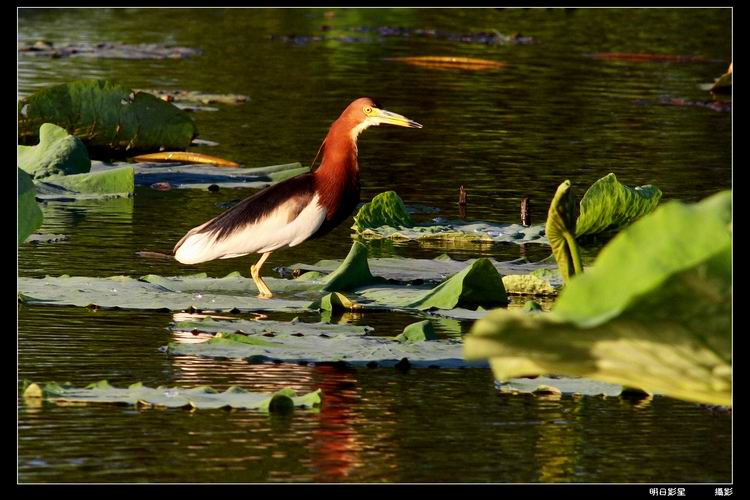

{"left": 173, "top": 97, "right": 422, "bottom": 298}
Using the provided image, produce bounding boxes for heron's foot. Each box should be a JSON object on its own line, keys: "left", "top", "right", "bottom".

{"left": 251, "top": 266, "right": 273, "bottom": 299}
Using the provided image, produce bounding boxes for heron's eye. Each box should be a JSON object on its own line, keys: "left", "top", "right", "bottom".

{"left": 363, "top": 106, "right": 373, "bottom": 115}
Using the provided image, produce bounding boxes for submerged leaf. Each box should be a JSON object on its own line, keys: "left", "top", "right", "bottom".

{"left": 18, "top": 123, "right": 90, "bottom": 179}
{"left": 465, "top": 191, "right": 732, "bottom": 406}
{"left": 575, "top": 173, "right": 662, "bottom": 239}
{"left": 18, "top": 80, "right": 198, "bottom": 156}
{"left": 18, "top": 168, "right": 43, "bottom": 245}
{"left": 23, "top": 380, "right": 322, "bottom": 411}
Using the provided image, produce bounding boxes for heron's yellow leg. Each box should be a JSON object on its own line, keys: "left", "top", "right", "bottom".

{"left": 250, "top": 252, "right": 273, "bottom": 298}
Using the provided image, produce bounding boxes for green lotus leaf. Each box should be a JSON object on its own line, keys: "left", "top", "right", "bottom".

{"left": 18, "top": 168, "right": 43, "bottom": 245}
{"left": 352, "top": 190, "right": 413, "bottom": 231}
{"left": 352, "top": 191, "right": 546, "bottom": 247}
{"left": 18, "top": 80, "right": 198, "bottom": 156}
{"left": 290, "top": 253, "right": 558, "bottom": 287}
{"left": 465, "top": 191, "right": 732, "bottom": 406}
{"left": 18, "top": 123, "right": 90, "bottom": 179}
{"left": 321, "top": 241, "right": 385, "bottom": 291}
{"left": 395, "top": 320, "right": 438, "bottom": 343}
{"left": 91, "top": 160, "right": 309, "bottom": 190}
{"left": 544, "top": 180, "right": 583, "bottom": 283}
{"left": 18, "top": 274, "right": 313, "bottom": 313}
{"left": 22, "top": 380, "right": 322, "bottom": 411}
{"left": 38, "top": 166, "right": 134, "bottom": 197}
{"left": 167, "top": 316, "right": 484, "bottom": 369}
{"left": 575, "top": 173, "right": 662, "bottom": 239}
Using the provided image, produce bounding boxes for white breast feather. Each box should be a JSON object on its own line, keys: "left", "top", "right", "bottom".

{"left": 174, "top": 194, "right": 326, "bottom": 264}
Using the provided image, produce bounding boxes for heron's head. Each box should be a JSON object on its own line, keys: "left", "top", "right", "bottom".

{"left": 341, "top": 97, "right": 423, "bottom": 140}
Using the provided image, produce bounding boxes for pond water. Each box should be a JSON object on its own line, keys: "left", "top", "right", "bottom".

{"left": 18, "top": 8, "right": 731, "bottom": 483}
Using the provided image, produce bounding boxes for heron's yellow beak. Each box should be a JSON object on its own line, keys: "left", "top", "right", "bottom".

{"left": 371, "top": 108, "right": 423, "bottom": 128}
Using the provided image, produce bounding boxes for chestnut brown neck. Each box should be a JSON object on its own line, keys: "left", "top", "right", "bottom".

{"left": 313, "top": 116, "right": 362, "bottom": 217}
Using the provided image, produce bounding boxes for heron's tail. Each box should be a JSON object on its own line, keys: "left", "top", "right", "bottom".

{"left": 173, "top": 222, "right": 217, "bottom": 264}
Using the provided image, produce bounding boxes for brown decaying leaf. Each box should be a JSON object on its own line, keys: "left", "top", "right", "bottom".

{"left": 591, "top": 52, "right": 709, "bottom": 63}
{"left": 131, "top": 152, "right": 241, "bottom": 168}
{"left": 386, "top": 56, "right": 505, "bottom": 71}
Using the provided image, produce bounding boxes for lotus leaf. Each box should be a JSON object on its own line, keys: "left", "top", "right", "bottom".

{"left": 172, "top": 316, "right": 373, "bottom": 338}
{"left": 24, "top": 233, "right": 68, "bottom": 244}
{"left": 37, "top": 166, "right": 135, "bottom": 199}
{"left": 18, "top": 168, "right": 43, "bottom": 245}
{"left": 351, "top": 190, "right": 413, "bottom": 231}
{"left": 18, "top": 274, "right": 312, "bottom": 313}
{"left": 290, "top": 254, "right": 558, "bottom": 286}
{"left": 465, "top": 191, "right": 732, "bottom": 406}
{"left": 354, "top": 258, "right": 507, "bottom": 311}
{"left": 22, "top": 380, "right": 321, "bottom": 411}
{"left": 352, "top": 192, "right": 547, "bottom": 245}
{"left": 18, "top": 123, "right": 90, "bottom": 179}
{"left": 321, "top": 241, "right": 385, "bottom": 291}
{"left": 575, "top": 173, "right": 662, "bottom": 238}
{"left": 495, "top": 376, "right": 623, "bottom": 397}
{"left": 18, "top": 80, "right": 198, "bottom": 156}
{"left": 167, "top": 317, "right": 485, "bottom": 369}
{"left": 90, "top": 161, "right": 308, "bottom": 189}
{"left": 395, "top": 320, "right": 438, "bottom": 343}
{"left": 545, "top": 180, "right": 583, "bottom": 283}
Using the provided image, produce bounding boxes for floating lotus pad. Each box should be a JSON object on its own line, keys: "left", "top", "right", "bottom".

{"left": 357, "top": 221, "right": 548, "bottom": 245}
{"left": 23, "top": 380, "right": 321, "bottom": 412}
{"left": 172, "top": 315, "right": 373, "bottom": 337}
{"left": 24, "top": 233, "right": 68, "bottom": 244}
{"left": 352, "top": 191, "right": 548, "bottom": 245}
{"left": 496, "top": 376, "right": 624, "bottom": 397}
{"left": 90, "top": 161, "right": 309, "bottom": 189}
{"left": 289, "top": 253, "right": 562, "bottom": 294}
{"left": 19, "top": 242, "right": 519, "bottom": 312}
{"left": 18, "top": 274, "right": 312, "bottom": 313}
{"left": 18, "top": 41, "right": 202, "bottom": 60}
{"left": 35, "top": 166, "right": 135, "bottom": 200}
{"left": 166, "top": 316, "right": 485, "bottom": 369}
{"left": 465, "top": 191, "right": 732, "bottom": 406}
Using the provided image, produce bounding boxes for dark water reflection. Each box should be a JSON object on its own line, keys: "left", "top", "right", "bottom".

{"left": 18, "top": 8, "right": 731, "bottom": 483}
